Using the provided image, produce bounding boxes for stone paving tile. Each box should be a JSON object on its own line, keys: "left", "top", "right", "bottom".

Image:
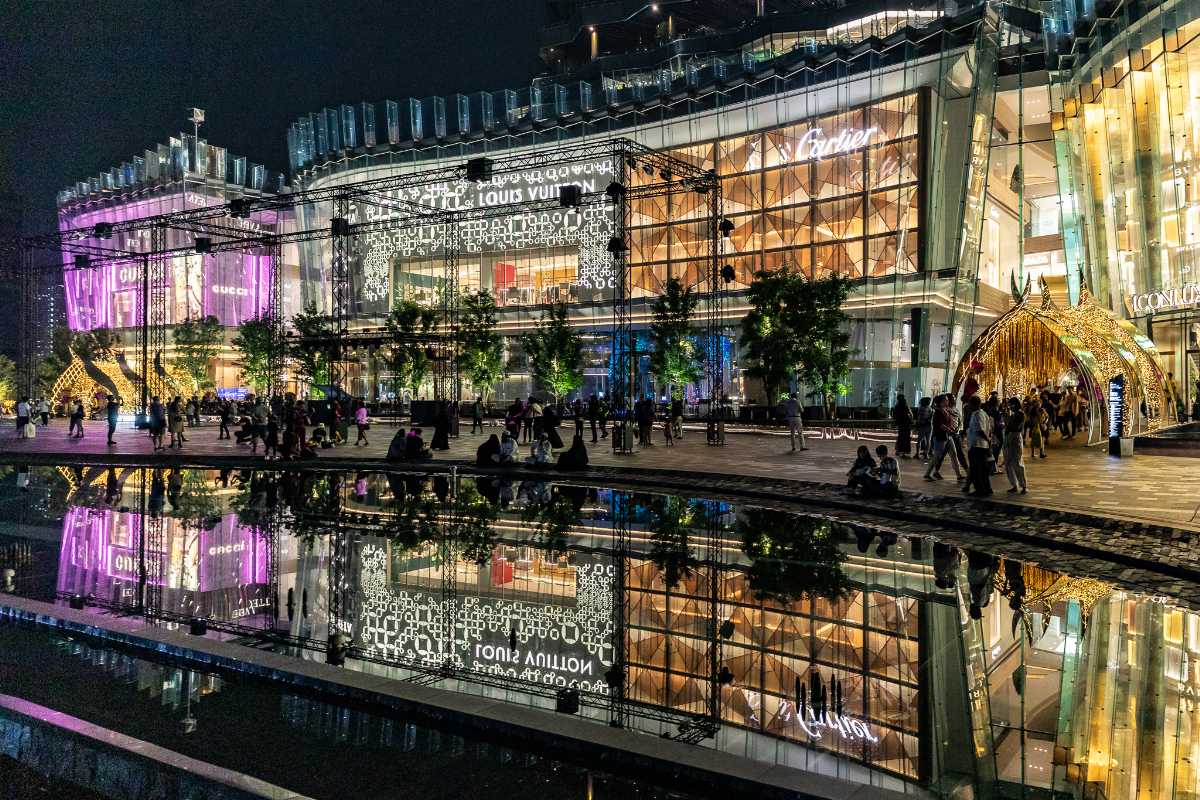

{"left": 2, "top": 418, "right": 1198, "bottom": 604}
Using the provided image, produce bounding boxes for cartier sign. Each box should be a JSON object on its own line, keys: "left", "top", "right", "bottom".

{"left": 1131, "top": 283, "right": 1200, "bottom": 314}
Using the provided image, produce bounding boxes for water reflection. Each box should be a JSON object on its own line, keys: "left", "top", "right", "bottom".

{"left": 0, "top": 463, "right": 1198, "bottom": 799}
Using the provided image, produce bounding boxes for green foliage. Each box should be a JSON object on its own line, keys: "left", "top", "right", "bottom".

{"left": 646, "top": 495, "right": 704, "bottom": 589}
{"left": 448, "top": 482, "right": 499, "bottom": 565}
{"left": 167, "top": 470, "right": 223, "bottom": 531}
{"left": 386, "top": 300, "right": 439, "bottom": 397}
{"left": 173, "top": 314, "right": 223, "bottom": 391}
{"left": 738, "top": 267, "right": 852, "bottom": 405}
{"left": 520, "top": 302, "right": 583, "bottom": 401}
{"left": 736, "top": 510, "right": 850, "bottom": 603}
{"left": 648, "top": 278, "right": 702, "bottom": 399}
{"left": 520, "top": 484, "right": 585, "bottom": 555}
{"left": 0, "top": 355, "right": 15, "bottom": 402}
{"left": 232, "top": 314, "right": 274, "bottom": 394}
{"left": 291, "top": 302, "right": 335, "bottom": 392}
{"left": 459, "top": 291, "right": 506, "bottom": 401}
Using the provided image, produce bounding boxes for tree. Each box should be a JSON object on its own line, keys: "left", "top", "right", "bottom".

{"left": 71, "top": 327, "right": 118, "bottom": 361}
{"left": 290, "top": 302, "right": 335, "bottom": 393}
{"left": 793, "top": 275, "right": 853, "bottom": 418}
{"left": 647, "top": 495, "right": 703, "bottom": 589}
{"left": 649, "top": 277, "right": 702, "bottom": 399}
{"left": 232, "top": 314, "right": 274, "bottom": 394}
{"left": 386, "top": 300, "right": 439, "bottom": 398}
{"left": 739, "top": 267, "right": 852, "bottom": 411}
{"left": 459, "top": 290, "right": 505, "bottom": 401}
{"left": 521, "top": 301, "right": 583, "bottom": 401}
{"left": 0, "top": 355, "right": 15, "bottom": 402}
{"left": 737, "top": 510, "right": 850, "bottom": 604}
{"left": 173, "top": 314, "right": 223, "bottom": 392}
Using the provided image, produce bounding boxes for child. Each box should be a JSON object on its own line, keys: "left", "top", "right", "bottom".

{"left": 663, "top": 414, "right": 675, "bottom": 447}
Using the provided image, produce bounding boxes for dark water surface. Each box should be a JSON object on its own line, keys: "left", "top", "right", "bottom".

{"left": 0, "top": 462, "right": 1193, "bottom": 800}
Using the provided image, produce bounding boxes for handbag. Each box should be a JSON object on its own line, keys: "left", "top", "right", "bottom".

{"left": 23, "top": 422, "right": 36, "bottom": 439}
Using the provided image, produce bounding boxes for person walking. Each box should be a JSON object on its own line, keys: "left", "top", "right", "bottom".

{"left": 149, "top": 396, "right": 167, "bottom": 451}
{"left": 185, "top": 396, "right": 199, "bottom": 428}
{"left": 784, "top": 392, "right": 807, "bottom": 452}
{"left": 1003, "top": 398, "right": 1027, "bottom": 494}
{"left": 471, "top": 396, "right": 485, "bottom": 434}
{"left": 572, "top": 398, "right": 585, "bottom": 439}
{"left": 354, "top": 400, "right": 370, "bottom": 446}
{"left": 671, "top": 396, "right": 684, "bottom": 441}
{"left": 598, "top": 396, "right": 609, "bottom": 440}
{"left": 68, "top": 399, "right": 85, "bottom": 439}
{"left": 15, "top": 397, "right": 29, "bottom": 438}
{"left": 892, "top": 394, "right": 914, "bottom": 458}
{"left": 924, "top": 395, "right": 962, "bottom": 481}
{"left": 586, "top": 394, "right": 600, "bottom": 443}
{"left": 167, "top": 397, "right": 185, "bottom": 448}
{"left": 251, "top": 397, "right": 269, "bottom": 454}
{"left": 915, "top": 396, "right": 933, "bottom": 461}
{"left": 105, "top": 394, "right": 121, "bottom": 445}
{"left": 37, "top": 397, "right": 50, "bottom": 427}
{"left": 218, "top": 400, "right": 233, "bottom": 440}
{"left": 963, "top": 395, "right": 994, "bottom": 497}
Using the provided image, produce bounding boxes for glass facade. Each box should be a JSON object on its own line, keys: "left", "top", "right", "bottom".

{"left": 1057, "top": 1, "right": 1200, "bottom": 416}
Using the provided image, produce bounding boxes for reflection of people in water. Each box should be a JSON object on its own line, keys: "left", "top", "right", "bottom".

{"left": 149, "top": 469, "right": 166, "bottom": 518}
{"left": 105, "top": 468, "right": 120, "bottom": 506}
{"left": 166, "top": 469, "right": 183, "bottom": 510}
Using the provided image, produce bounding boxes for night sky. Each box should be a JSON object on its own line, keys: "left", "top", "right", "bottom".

{"left": 0, "top": 0, "right": 546, "bottom": 233}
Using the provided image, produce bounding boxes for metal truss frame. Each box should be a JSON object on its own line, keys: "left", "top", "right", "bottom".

{"left": 9, "top": 137, "right": 716, "bottom": 410}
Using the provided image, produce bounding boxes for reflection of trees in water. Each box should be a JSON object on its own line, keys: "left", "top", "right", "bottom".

{"left": 379, "top": 474, "right": 498, "bottom": 564}
{"left": 737, "top": 509, "right": 850, "bottom": 603}
{"left": 646, "top": 495, "right": 704, "bottom": 590}
{"left": 167, "top": 470, "right": 222, "bottom": 531}
{"left": 520, "top": 483, "right": 587, "bottom": 556}
{"left": 448, "top": 482, "right": 498, "bottom": 564}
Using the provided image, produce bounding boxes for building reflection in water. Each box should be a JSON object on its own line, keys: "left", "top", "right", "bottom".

{"left": 37, "top": 465, "right": 1200, "bottom": 798}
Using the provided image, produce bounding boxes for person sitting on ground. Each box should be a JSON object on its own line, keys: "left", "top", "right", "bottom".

{"left": 525, "top": 434, "right": 553, "bottom": 466}
{"left": 310, "top": 422, "right": 330, "bottom": 449}
{"left": 476, "top": 434, "right": 501, "bottom": 467}
{"left": 404, "top": 427, "right": 432, "bottom": 461}
{"left": 386, "top": 428, "right": 408, "bottom": 462}
{"left": 871, "top": 444, "right": 901, "bottom": 498}
{"left": 235, "top": 414, "right": 256, "bottom": 444}
{"left": 846, "top": 445, "right": 876, "bottom": 494}
{"left": 496, "top": 432, "right": 518, "bottom": 465}
{"left": 556, "top": 434, "right": 589, "bottom": 470}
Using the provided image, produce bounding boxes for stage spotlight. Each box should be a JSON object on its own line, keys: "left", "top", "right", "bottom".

{"left": 720, "top": 264, "right": 736, "bottom": 284}
{"left": 466, "top": 157, "right": 493, "bottom": 183}
{"left": 604, "top": 181, "right": 626, "bottom": 200}
{"left": 659, "top": 169, "right": 672, "bottom": 181}
{"left": 555, "top": 687, "right": 580, "bottom": 714}
{"left": 229, "top": 198, "right": 251, "bottom": 219}
{"left": 559, "top": 184, "right": 582, "bottom": 208}
{"left": 330, "top": 217, "right": 351, "bottom": 237}
{"left": 625, "top": 157, "right": 637, "bottom": 171}
{"left": 188, "top": 619, "right": 208, "bottom": 636}
{"left": 718, "top": 217, "right": 735, "bottom": 237}
{"left": 73, "top": 255, "right": 90, "bottom": 270}
{"left": 604, "top": 665, "right": 624, "bottom": 688}
{"left": 642, "top": 164, "right": 655, "bottom": 176}
{"left": 717, "top": 666, "right": 734, "bottom": 685}
{"left": 692, "top": 179, "right": 710, "bottom": 195}
{"left": 606, "top": 236, "right": 628, "bottom": 254}
{"left": 92, "top": 222, "right": 113, "bottom": 239}
{"left": 68, "top": 594, "right": 86, "bottom": 610}
{"left": 719, "top": 619, "right": 736, "bottom": 639}
{"left": 193, "top": 237, "right": 213, "bottom": 254}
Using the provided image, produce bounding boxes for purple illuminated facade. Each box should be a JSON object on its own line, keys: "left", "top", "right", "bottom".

{"left": 57, "top": 506, "right": 272, "bottom": 622}
{"left": 60, "top": 198, "right": 276, "bottom": 332}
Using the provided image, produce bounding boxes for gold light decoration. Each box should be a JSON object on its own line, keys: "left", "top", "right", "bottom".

{"left": 953, "top": 276, "right": 1168, "bottom": 440}
{"left": 50, "top": 350, "right": 188, "bottom": 413}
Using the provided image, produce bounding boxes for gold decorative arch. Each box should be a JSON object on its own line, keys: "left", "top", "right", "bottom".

{"left": 50, "top": 350, "right": 192, "bottom": 413}
{"left": 952, "top": 277, "right": 1169, "bottom": 442}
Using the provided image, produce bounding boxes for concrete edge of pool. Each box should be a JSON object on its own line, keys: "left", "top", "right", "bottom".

{"left": 0, "top": 593, "right": 916, "bottom": 800}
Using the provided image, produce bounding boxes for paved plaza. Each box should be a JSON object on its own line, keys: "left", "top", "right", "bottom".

{"left": 1, "top": 416, "right": 1195, "bottom": 530}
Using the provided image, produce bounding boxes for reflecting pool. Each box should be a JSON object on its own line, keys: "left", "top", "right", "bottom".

{"left": 0, "top": 462, "right": 1195, "bottom": 799}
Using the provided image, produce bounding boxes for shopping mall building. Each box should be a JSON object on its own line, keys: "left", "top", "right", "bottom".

{"left": 48, "top": 0, "right": 1200, "bottom": 415}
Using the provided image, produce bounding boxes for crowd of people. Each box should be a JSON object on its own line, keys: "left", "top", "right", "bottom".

{"left": 877, "top": 382, "right": 1090, "bottom": 497}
